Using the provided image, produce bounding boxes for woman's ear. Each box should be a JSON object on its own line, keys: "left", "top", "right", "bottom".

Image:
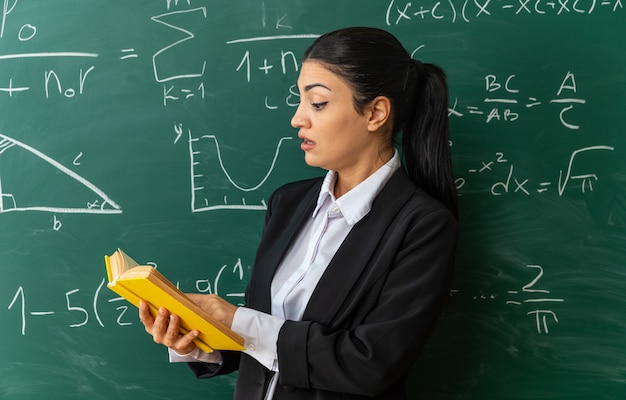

{"left": 366, "top": 96, "right": 392, "bottom": 132}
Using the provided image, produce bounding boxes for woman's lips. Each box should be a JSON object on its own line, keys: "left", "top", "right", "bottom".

{"left": 300, "top": 139, "right": 316, "bottom": 151}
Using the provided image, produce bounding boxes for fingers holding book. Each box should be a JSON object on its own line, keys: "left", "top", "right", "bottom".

{"left": 186, "top": 293, "right": 238, "bottom": 329}
{"left": 139, "top": 300, "right": 200, "bottom": 355}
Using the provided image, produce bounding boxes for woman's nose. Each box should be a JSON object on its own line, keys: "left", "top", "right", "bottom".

{"left": 291, "top": 104, "right": 307, "bottom": 129}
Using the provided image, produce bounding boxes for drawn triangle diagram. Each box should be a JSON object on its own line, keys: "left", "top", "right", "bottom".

{"left": 0, "top": 133, "right": 121, "bottom": 214}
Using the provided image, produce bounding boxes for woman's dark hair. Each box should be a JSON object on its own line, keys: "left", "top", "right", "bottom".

{"left": 303, "top": 27, "right": 458, "bottom": 220}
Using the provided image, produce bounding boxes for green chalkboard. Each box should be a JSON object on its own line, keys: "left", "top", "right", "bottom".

{"left": 0, "top": 1, "right": 624, "bottom": 399}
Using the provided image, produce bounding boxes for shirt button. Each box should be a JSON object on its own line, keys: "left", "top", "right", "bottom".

{"left": 247, "top": 344, "right": 256, "bottom": 351}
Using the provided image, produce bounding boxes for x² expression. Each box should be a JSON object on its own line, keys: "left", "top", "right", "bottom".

{"left": 456, "top": 146, "right": 615, "bottom": 196}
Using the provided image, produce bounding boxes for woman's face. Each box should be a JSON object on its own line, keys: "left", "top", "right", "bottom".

{"left": 291, "top": 61, "right": 381, "bottom": 175}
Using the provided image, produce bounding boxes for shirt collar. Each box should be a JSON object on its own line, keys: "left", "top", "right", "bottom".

{"left": 312, "top": 150, "right": 401, "bottom": 225}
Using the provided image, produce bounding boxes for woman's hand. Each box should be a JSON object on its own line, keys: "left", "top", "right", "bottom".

{"left": 139, "top": 300, "right": 199, "bottom": 355}
{"left": 186, "top": 293, "right": 238, "bottom": 329}
{"left": 138, "top": 294, "right": 238, "bottom": 353}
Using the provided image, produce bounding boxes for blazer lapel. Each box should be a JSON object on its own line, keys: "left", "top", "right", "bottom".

{"left": 248, "top": 180, "right": 321, "bottom": 313}
{"left": 302, "top": 169, "right": 416, "bottom": 324}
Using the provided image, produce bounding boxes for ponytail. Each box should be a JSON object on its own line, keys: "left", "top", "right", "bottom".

{"left": 303, "top": 27, "right": 458, "bottom": 219}
{"left": 401, "top": 61, "right": 458, "bottom": 220}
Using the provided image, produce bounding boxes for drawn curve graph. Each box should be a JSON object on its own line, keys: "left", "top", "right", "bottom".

{"left": 0, "top": 133, "right": 121, "bottom": 214}
{"left": 188, "top": 131, "right": 292, "bottom": 212}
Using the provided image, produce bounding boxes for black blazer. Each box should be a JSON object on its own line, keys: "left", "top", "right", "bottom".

{"left": 189, "top": 168, "right": 457, "bottom": 399}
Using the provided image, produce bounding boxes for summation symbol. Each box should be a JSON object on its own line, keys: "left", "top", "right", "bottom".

{"left": 151, "top": 7, "right": 207, "bottom": 83}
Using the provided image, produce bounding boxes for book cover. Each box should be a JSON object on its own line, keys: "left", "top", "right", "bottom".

{"left": 105, "top": 249, "right": 245, "bottom": 353}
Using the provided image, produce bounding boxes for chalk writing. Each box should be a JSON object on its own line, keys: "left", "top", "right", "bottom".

{"left": 1, "top": 0, "right": 37, "bottom": 40}
{"left": 224, "top": 23, "right": 319, "bottom": 85}
{"left": 386, "top": 0, "right": 624, "bottom": 25}
{"left": 0, "top": 52, "right": 98, "bottom": 61}
{"left": 119, "top": 48, "right": 138, "bottom": 60}
{"left": 186, "top": 127, "right": 292, "bottom": 211}
{"left": 234, "top": 47, "right": 303, "bottom": 83}
{"left": 264, "top": 84, "right": 300, "bottom": 111}
{"left": 0, "top": 55, "right": 98, "bottom": 98}
{"left": 151, "top": 7, "right": 207, "bottom": 83}
{"left": 0, "top": 1, "right": 100, "bottom": 97}
{"left": 5, "top": 259, "right": 247, "bottom": 335}
{"left": 466, "top": 263, "right": 564, "bottom": 334}
{"left": 457, "top": 145, "right": 615, "bottom": 196}
{"left": 507, "top": 264, "right": 565, "bottom": 334}
{"left": 163, "top": 81, "right": 205, "bottom": 106}
{"left": 149, "top": 7, "right": 210, "bottom": 106}
{"left": 0, "top": 133, "right": 121, "bottom": 215}
{"left": 44, "top": 66, "right": 96, "bottom": 99}
{"left": 449, "top": 71, "right": 586, "bottom": 129}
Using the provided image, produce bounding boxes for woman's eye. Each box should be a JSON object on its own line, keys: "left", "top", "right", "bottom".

{"left": 311, "top": 101, "right": 328, "bottom": 110}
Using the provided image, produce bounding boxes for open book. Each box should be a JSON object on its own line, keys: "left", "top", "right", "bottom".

{"left": 104, "top": 248, "right": 245, "bottom": 353}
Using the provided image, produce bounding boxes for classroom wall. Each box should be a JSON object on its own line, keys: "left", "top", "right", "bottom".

{"left": 0, "top": 1, "right": 624, "bottom": 399}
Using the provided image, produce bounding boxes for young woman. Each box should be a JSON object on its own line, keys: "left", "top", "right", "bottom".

{"left": 140, "top": 26, "right": 458, "bottom": 399}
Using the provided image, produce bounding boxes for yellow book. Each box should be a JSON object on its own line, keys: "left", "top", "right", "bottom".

{"left": 104, "top": 248, "right": 245, "bottom": 353}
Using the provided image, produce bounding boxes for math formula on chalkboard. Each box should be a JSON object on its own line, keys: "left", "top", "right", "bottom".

{"left": 0, "top": 1, "right": 624, "bottom": 400}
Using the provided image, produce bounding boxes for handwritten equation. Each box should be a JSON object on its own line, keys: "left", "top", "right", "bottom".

{"left": 0, "top": 0, "right": 98, "bottom": 98}
{"left": 0, "top": 3, "right": 209, "bottom": 104}
{"left": 456, "top": 145, "right": 615, "bottom": 196}
{"left": 5, "top": 259, "right": 247, "bottom": 335}
{"left": 0, "top": 1, "right": 620, "bottom": 215}
{"left": 460, "top": 264, "right": 565, "bottom": 334}
{"left": 386, "top": 0, "right": 624, "bottom": 25}
{"left": 450, "top": 71, "right": 586, "bottom": 129}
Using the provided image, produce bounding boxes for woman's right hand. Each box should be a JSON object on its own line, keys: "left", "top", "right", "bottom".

{"left": 138, "top": 300, "right": 200, "bottom": 355}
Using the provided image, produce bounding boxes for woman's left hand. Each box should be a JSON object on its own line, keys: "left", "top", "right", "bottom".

{"left": 187, "top": 293, "right": 238, "bottom": 329}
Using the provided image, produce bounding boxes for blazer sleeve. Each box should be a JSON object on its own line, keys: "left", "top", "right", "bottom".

{"left": 276, "top": 204, "right": 457, "bottom": 396}
{"left": 187, "top": 350, "right": 242, "bottom": 379}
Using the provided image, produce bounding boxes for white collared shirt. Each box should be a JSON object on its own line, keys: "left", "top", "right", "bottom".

{"left": 170, "top": 151, "right": 401, "bottom": 385}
